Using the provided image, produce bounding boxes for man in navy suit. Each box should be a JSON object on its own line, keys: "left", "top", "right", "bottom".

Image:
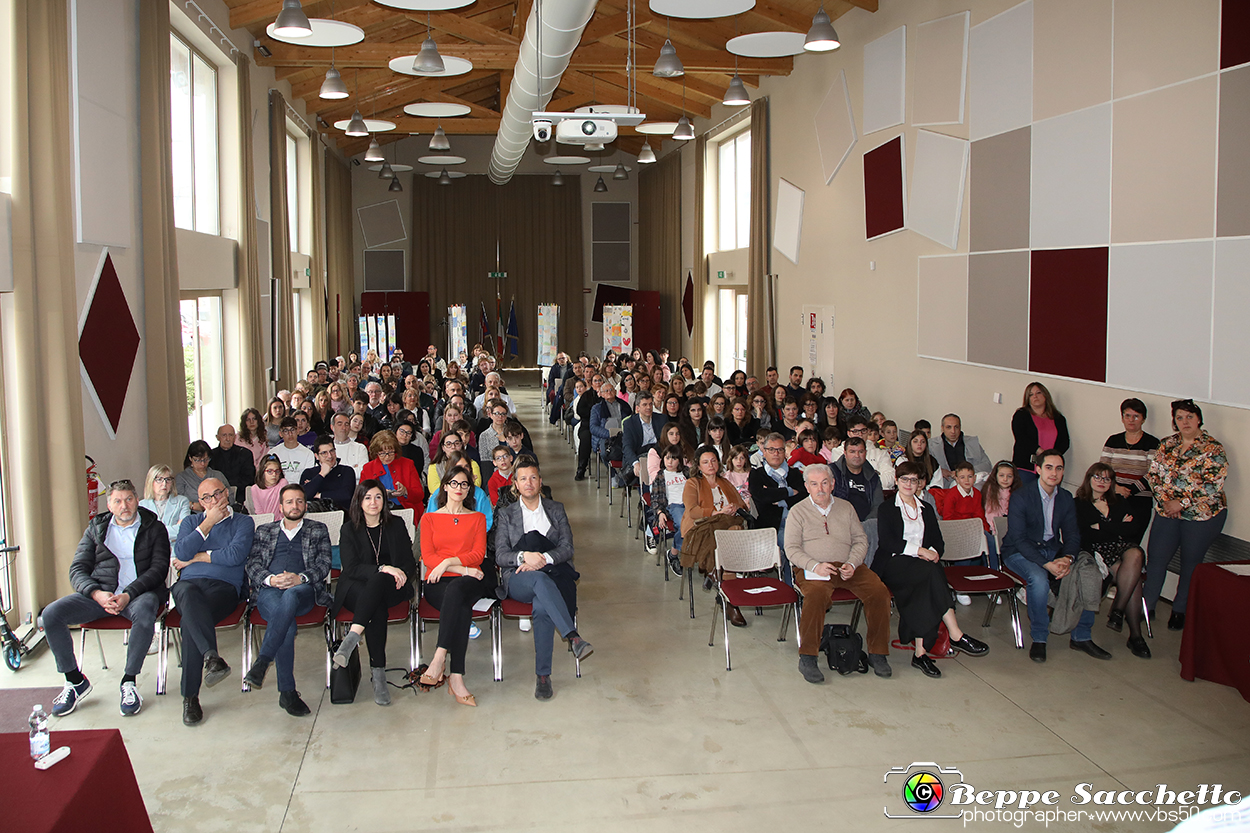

{"left": 622, "top": 393, "right": 666, "bottom": 485}
{"left": 1001, "top": 450, "right": 1111, "bottom": 663}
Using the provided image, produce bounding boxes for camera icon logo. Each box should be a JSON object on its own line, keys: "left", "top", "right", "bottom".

{"left": 884, "top": 762, "right": 965, "bottom": 820}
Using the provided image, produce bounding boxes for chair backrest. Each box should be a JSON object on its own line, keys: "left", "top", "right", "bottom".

{"left": 306, "top": 511, "right": 344, "bottom": 546}
{"left": 713, "top": 528, "right": 781, "bottom": 574}
{"left": 244, "top": 485, "right": 255, "bottom": 514}
{"left": 938, "top": 517, "right": 986, "bottom": 562}
{"left": 993, "top": 515, "right": 1009, "bottom": 553}
{"left": 394, "top": 508, "right": 416, "bottom": 542}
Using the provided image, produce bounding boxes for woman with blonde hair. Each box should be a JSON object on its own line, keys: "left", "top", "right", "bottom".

{"left": 139, "top": 464, "right": 190, "bottom": 544}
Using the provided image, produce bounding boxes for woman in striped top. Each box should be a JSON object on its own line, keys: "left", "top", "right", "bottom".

{"left": 1099, "top": 398, "right": 1159, "bottom": 542}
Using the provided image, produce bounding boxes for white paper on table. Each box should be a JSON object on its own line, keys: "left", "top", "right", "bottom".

{"left": 741, "top": 585, "right": 779, "bottom": 594}
{"left": 803, "top": 569, "right": 832, "bottom": 581}
{"left": 961, "top": 573, "right": 999, "bottom": 581}
{"left": 1218, "top": 564, "right": 1250, "bottom": 576}
{"left": 472, "top": 598, "right": 495, "bottom": 612}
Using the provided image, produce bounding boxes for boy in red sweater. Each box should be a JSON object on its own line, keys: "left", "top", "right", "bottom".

{"left": 930, "top": 462, "right": 996, "bottom": 584}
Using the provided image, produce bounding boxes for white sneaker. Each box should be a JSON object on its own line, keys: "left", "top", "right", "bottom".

{"left": 468, "top": 623, "right": 481, "bottom": 639}
{"left": 120, "top": 681, "right": 142, "bottom": 717}
{"left": 1016, "top": 588, "right": 1028, "bottom": 604}
{"left": 147, "top": 634, "right": 159, "bottom": 655}
{"left": 519, "top": 618, "right": 532, "bottom": 632}
{"left": 956, "top": 594, "right": 972, "bottom": 606}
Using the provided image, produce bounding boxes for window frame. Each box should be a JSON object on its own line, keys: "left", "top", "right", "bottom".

{"left": 169, "top": 30, "right": 221, "bottom": 236}
{"left": 713, "top": 127, "right": 751, "bottom": 252}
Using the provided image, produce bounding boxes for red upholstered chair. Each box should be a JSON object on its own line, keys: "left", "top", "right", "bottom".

{"left": 415, "top": 596, "right": 499, "bottom": 680}
{"left": 77, "top": 609, "right": 166, "bottom": 670}
{"left": 937, "top": 518, "right": 1023, "bottom": 650}
{"left": 331, "top": 600, "right": 417, "bottom": 673}
{"left": 497, "top": 597, "right": 582, "bottom": 680}
{"left": 157, "top": 602, "right": 247, "bottom": 695}
{"left": 708, "top": 528, "right": 800, "bottom": 671}
{"left": 243, "top": 604, "right": 331, "bottom": 691}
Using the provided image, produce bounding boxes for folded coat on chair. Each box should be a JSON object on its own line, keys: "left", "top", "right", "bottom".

{"left": 680, "top": 514, "right": 744, "bottom": 572}
{"left": 1049, "top": 551, "right": 1103, "bottom": 635}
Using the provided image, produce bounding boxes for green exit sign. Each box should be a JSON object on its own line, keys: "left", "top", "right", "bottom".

{"left": 717, "top": 270, "right": 725, "bottom": 280}
{"left": 488, "top": 271, "right": 507, "bottom": 278}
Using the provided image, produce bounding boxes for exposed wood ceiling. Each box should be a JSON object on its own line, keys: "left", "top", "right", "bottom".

{"left": 231, "top": 0, "right": 871, "bottom": 158}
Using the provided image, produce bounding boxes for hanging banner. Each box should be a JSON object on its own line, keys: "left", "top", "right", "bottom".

{"left": 448, "top": 304, "right": 468, "bottom": 364}
{"left": 602, "top": 304, "right": 633, "bottom": 355}
{"left": 537, "top": 304, "right": 559, "bottom": 366}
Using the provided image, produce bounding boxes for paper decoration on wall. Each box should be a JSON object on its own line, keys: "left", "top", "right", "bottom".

{"left": 1030, "top": 247, "right": 1107, "bottom": 383}
{"left": 969, "top": 0, "right": 1033, "bottom": 141}
{"left": 773, "top": 179, "right": 805, "bottom": 264}
{"left": 907, "top": 130, "right": 968, "bottom": 250}
{"left": 913, "top": 12, "right": 969, "bottom": 126}
{"left": 813, "top": 70, "right": 857, "bottom": 184}
{"left": 863, "top": 135, "right": 906, "bottom": 240}
{"left": 683, "top": 272, "right": 694, "bottom": 336}
{"left": 78, "top": 249, "right": 140, "bottom": 437}
{"left": 537, "top": 304, "right": 560, "bottom": 366}
{"left": 448, "top": 304, "right": 468, "bottom": 362}
{"left": 863, "top": 26, "right": 906, "bottom": 135}
{"left": 602, "top": 304, "right": 633, "bottom": 354}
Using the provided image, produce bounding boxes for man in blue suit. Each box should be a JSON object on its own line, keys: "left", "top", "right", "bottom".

{"left": 1001, "top": 451, "right": 1111, "bottom": 663}
{"left": 622, "top": 393, "right": 667, "bottom": 485}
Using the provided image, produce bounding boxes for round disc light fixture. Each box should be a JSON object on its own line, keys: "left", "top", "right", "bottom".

{"left": 424, "top": 170, "right": 466, "bottom": 178}
{"left": 727, "top": 31, "right": 808, "bottom": 57}
{"left": 368, "top": 163, "right": 413, "bottom": 173}
{"left": 334, "top": 117, "right": 396, "bottom": 133}
{"left": 542, "top": 155, "right": 592, "bottom": 165}
{"left": 402, "top": 102, "right": 472, "bottom": 117}
{"left": 648, "top": 0, "right": 755, "bottom": 18}
{"left": 388, "top": 55, "right": 474, "bottom": 77}
{"left": 373, "top": 0, "right": 473, "bottom": 8}
{"left": 266, "top": 18, "right": 364, "bottom": 46}
{"left": 636, "top": 121, "right": 678, "bottom": 135}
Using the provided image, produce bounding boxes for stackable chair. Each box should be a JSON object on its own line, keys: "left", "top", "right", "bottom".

{"left": 707, "top": 528, "right": 800, "bottom": 671}
{"left": 158, "top": 601, "right": 247, "bottom": 695}
{"left": 76, "top": 608, "right": 166, "bottom": 671}
{"left": 940, "top": 517, "right": 1023, "bottom": 649}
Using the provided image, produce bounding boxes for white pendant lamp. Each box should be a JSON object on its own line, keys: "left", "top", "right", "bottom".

{"left": 804, "top": 5, "right": 841, "bottom": 52}
{"left": 723, "top": 74, "right": 750, "bottom": 106}
{"left": 345, "top": 110, "right": 368, "bottom": 136}
{"left": 364, "top": 138, "right": 384, "bottom": 162}
{"left": 378, "top": 161, "right": 394, "bottom": 179}
{"left": 552, "top": 170, "right": 564, "bottom": 186}
{"left": 594, "top": 175, "right": 608, "bottom": 192}
{"left": 637, "top": 141, "right": 657, "bottom": 164}
{"left": 428, "top": 125, "right": 451, "bottom": 152}
{"left": 673, "top": 116, "right": 694, "bottom": 141}
{"left": 273, "top": 0, "right": 313, "bottom": 38}
{"left": 437, "top": 169, "right": 452, "bottom": 186}
{"left": 319, "top": 67, "right": 349, "bottom": 99}
{"left": 613, "top": 162, "right": 629, "bottom": 181}
{"left": 653, "top": 39, "right": 684, "bottom": 77}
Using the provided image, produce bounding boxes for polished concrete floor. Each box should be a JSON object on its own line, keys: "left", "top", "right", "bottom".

{"left": 4, "top": 371, "right": 1249, "bottom": 832}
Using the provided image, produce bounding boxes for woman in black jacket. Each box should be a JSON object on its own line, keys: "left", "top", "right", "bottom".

{"left": 874, "top": 462, "right": 989, "bottom": 677}
{"left": 1011, "top": 381, "right": 1070, "bottom": 474}
{"left": 332, "top": 480, "right": 417, "bottom": 706}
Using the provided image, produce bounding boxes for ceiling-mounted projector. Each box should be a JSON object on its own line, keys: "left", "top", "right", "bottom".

{"left": 531, "top": 105, "right": 646, "bottom": 146}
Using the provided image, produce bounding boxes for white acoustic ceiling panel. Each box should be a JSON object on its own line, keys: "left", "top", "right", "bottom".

{"left": 907, "top": 130, "right": 969, "bottom": 250}
{"left": 969, "top": 0, "right": 1034, "bottom": 140}
{"left": 863, "top": 26, "right": 907, "bottom": 135}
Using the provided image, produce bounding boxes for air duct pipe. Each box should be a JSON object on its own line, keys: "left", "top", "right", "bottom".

{"left": 488, "top": 0, "right": 598, "bottom": 184}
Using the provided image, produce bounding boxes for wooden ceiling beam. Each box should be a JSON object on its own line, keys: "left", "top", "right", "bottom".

{"left": 308, "top": 71, "right": 497, "bottom": 121}
{"left": 511, "top": 0, "right": 534, "bottom": 39}
{"left": 418, "top": 12, "right": 520, "bottom": 46}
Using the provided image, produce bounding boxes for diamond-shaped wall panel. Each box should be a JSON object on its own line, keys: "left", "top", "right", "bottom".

{"left": 79, "top": 252, "right": 140, "bottom": 434}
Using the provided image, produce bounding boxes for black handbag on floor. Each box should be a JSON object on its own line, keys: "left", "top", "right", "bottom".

{"left": 819, "top": 624, "right": 869, "bottom": 676}
{"left": 329, "top": 639, "right": 361, "bottom": 704}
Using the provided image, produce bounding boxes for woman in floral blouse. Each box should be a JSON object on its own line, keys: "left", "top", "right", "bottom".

{"left": 1143, "top": 399, "right": 1228, "bottom": 632}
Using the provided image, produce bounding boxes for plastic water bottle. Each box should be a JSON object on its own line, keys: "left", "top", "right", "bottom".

{"left": 29, "top": 704, "right": 49, "bottom": 760}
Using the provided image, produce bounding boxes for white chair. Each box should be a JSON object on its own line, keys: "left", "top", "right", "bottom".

{"left": 708, "top": 528, "right": 799, "bottom": 671}
{"left": 393, "top": 508, "right": 416, "bottom": 544}
{"left": 243, "top": 485, "right": 255, "bottom": 514}
{"left": 938, "top": 518, "right": 988, "bottom": 563}
{"left": 305, "top": 510, "right": 344, "bottom": 546}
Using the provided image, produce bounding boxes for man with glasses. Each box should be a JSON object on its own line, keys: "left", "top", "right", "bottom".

{"left": 299, "top": 436, "right": 356, "bottom": 511}
{"left": 243, "top": 485, "right": 331, "bottom": 716}
{"left": 44, "top": 480, "right": 170, "bottom": 718}
{"left": 172, "top": 477, "right": 255, "bottom": 725}
{"left": 750, "top": 433, "right": 836, "bottom": 584}
{"left": 474, "top": 371, "right": 516, "bottom": 416}
{"left": 574, "top": 373, "right": 603, "bottom": 481}
{"left": 331, "top": 412, "right": 368, "bottom": 480}
{"left": 272, "top": 417, "right": 316, "bottom": 481}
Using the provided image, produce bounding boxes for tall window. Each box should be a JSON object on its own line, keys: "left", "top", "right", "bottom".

{"left": 170, "top": 33, "right": 219, "bottom": 234}
{"left": 286, "top": 133, "right": 299, "bottom": 253}
{"left": 718, "top": 287, "right": 749, "bottom": 373}
{"left": 181, "top": 296, "right": 224, "bottom": 443}
{"left": 717, "top": 130, "right": 751, "bottom": 251}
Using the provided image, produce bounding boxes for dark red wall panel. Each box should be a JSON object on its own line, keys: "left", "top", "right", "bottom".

{"left": 863, "top": 136, "right": 906, "bottom": 240}
{"left": 1028, "top": 248, "right": 1108, "bottom": 383}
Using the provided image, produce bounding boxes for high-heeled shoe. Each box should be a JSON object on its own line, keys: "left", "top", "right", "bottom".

{"left": 449, "top": 683, "right": 476, "bottom": 707}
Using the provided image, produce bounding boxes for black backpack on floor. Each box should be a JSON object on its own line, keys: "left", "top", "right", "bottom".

{"left": 819, "top": 624, "right": 869, "bottom": 676}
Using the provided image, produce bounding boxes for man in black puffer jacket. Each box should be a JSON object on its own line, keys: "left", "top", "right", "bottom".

{"left": 42, "top": 479, "right": 170, "bottom": 719}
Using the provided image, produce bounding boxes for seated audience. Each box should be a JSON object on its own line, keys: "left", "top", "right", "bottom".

{"left": 394, "top": 420, "right": 426, "bottom": 473}
{"left": 878, "top": 420, "right": 905, "bottom": 463}
{"left": 727, "top": 398, "right": 759, "bottom": 445}
{"left": 682, "top": 447, "right": 749, "bottom": 625}
{"left": 242, "top": 485, "right": 332, "bottom": 715}
{"left": 236, "top": 409, "right": 269, "bottom": 470}
{"left": 172, "top": 478, "right": 255, "bottom": 725}
{"left": 982, "top": 461, "right": 1019, "bottom": 553}
{"left": 272, "top": 417, "right": 316, "bottom": 483}
{"left": 487, "top": 445, "right": 516, "bottom": 506}
{"left": 623, "top": 393, "right": 666, "bottom": 483}
{"left": 873, "top": 462, "right": 989, "bottom": 678}
{"left": 429, "top": 432, "right": 482, "bottom": 492}
{"left": 252, "top": 456, "right": 288, "bottom": 523}
{"left": 749, "top": 392, "right": 774, "bottom": 431}
{"left": 785, "top": 464, "right": 892, "bottom": 683}
{"left": 898, "top": 430, "right": 939, "bottom": 493}
{"left": 930, "top": 414, "right": 992, "bottom": 488}
{"left": 331, "top": 412, "right": 369, "bottom": 480}
{"left": 494, "top": 457, "right": 593, "bottom": 700}
{"left": 210, "top": 424, "right": 256, "bottom": 492}
{"left": 332, "top": 481, "right": 417, "bottom": 707}
{"left": 723, "top": 445, "right": 755, "bottom": 513}
{"left": 360, "top": 430, "right": 425, "bottom": 517}
{"left": 836, "top": 388, "right": 871, "bottom": 429}
{"left": 140, "top": 464, "right": 190, "bottom": 545}
{"left": 590, "top": 380, "right": 632, "bottom": 470}
{"left": 264, "top": 397, "right": 287, "bottom": 446}
{"left": 299, "top": 436, "right": 357, "bottom": 511}
{"left": 834, "top": 438, "right": 884, "bottom": 562}
{"left": 705, "top": 416, "right": 732, "bottom": 461}
{"left": 176, "top": 441, "right": 228, "bottom": 513}
{"left": 45, "top": 479, "right": 169, "bottom": 718}
{"left": 787, "top": 428, "right": 824, "bottom": 469}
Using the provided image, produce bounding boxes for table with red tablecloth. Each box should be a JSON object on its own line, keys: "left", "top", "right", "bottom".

{"left": 1179, "top": 560, "right": 1250, "bottom": 704}
{"left": 2, "top": 728, "right": 153, "bottom": 833}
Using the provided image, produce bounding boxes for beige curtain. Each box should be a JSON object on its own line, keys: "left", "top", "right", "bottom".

{"left": 235, "top": 58, "right": 268, "bottom": 410}
{"left": 324, "top": 155, "right": 354, "bottom": 359}
{"left": 7, "top": 0, "right": 88, "bottom": 607}
{"left": 308, "top": 139, "right": 328, "bottom": 362}
{"left": 268, "top": 90, "right": 297, "bottom": 389}
{"left": 691, "top": 136, "right": 707, "bottom": 360}
{"left": 638, "top": 151, "right": 683, "bottom": 351}
{"left": 139, "top": 0, "right": 190, "bottom": 468}
{"left": 746, "top": 98, "right": 773, "bottom": 373}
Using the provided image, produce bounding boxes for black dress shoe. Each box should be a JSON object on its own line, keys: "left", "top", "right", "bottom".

{"left": 1168, "top": 612, "right": 1185, "bottom": 631}
{"left": 951, "top": 634, "right": 989, "bottom": 656}
{"left": 911, "top": 655, "right": 942, "bottom": 678}
{"left": 702, "top": 573, "right": 715, "bottom": 592}
{"left": 726, "top": 605, "right": 748, "bottom": 627}
{"left": 279, "top": 690, "right": 311, "bottom": 716}
{"left": 183, "top": 696, "right": 203, "bottom": 726}
{"left": 1069, "top": 639, "right": 1113, "bottom": 660}
{"left": 534, "top": 675, "right": 553, "bottom": 700}
{"left": 574, "top": 470, "right": 587, "bottom": 482}
{"left": 243, "top": 660, "right": 268, "bottom": 691}
{"left": 203, "top": 656, "right": 231, "bottom": 688}
{"left": 1127, "top": 636, "right": 1152, "bottom": 659}
{"left": 1106, "top": 608, "right": 1125, "bottom": 632}
{"left": 1029, "top": 642, "right": 1047, "bottom": 663}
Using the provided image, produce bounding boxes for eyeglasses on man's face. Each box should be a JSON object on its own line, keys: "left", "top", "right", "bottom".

{"left": 201, "top": 488, "right": 228, "bottom": 502}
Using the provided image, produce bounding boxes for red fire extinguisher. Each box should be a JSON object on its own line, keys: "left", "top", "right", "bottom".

{"left": 86, "top": 455, "right": 100, "bottom": 520}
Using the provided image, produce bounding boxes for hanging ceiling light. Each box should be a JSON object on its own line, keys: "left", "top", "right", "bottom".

{"left": 673, "top": 116, "right": 694, "bottom": 141}
{"left": 723, "top": 74, "right": 750, "bottom": 106}
{"left": 429, "top": 125, "right": 451, "bottom": 152}
{"left": 389, "top": 175, "right": 403, "bottom": 192}
{"left": 594, "top": 175, "right": 608, "bottom": 192}
{"left": 319, "top": 67, "right": 348, "bottom": 100}
{"left": 273, "top": 0, "right": 313, "bottom": 38}
{"left": 613, "top": 162, "right": 629, "bottom": 181}
{"left": 653, "top": 39, "right": 684, "bottom": 78}
{"left": 637, "top": 141, "right": 657, "bottom": 164}
{"left": 552, "top": 170, "right": 564, "bottom": 186}
{"left": 345, "top": 109, "right": 368, "bottom": 136}
{"left": 364, "top": 138, "right": 384, "bottom": 162}
{"left": 804, "top": 5, "right": 841, "bottom": 52}
{"left": 378, "top": 160, "right": 394, "bottom": 179}
{"left": 437, "top": 169, "right": 452, "bottom": 186}
{"left": 413, "top": 14, "right": 446, "bottom": 73}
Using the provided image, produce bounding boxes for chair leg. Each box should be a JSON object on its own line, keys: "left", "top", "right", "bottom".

{"left": 777, "top": 605, "right": 790, "bottom": 643}
{"left": 1007, "top": 592, "right": 1024, "bottom": 649}
{"left": 792, "top": 603, "right": 802, "bottom": 650}
{"left": 242, "top": 621, "right": 253, "bottom": 692}
{"left": 687, "top": 571, "right": 695, "bottom": 619}
{"left": 492, "top": 608, "right": 502, "bottom": 682}
{"left": 850, "top": 600, "right": 864, "bottom": 633}
{"left": 96, "top": 630, "right": 108, "bottom": 669}
{"left": 708, "top": 596, "right": 719, "bottom": 647}
{"left": 408, "top": 611, "right": 418, "bottom": 673}
{"left": 722, "top": 597, "right": 732, "bottom": 671}
{"left": 1142, "top": 593, "right": 1153, "bottom": 639}
{"left": 982, "top": 594, "right": 998, "bottom": 628}
{"left": 156, "top": 627, "right": 167, "bottom": 696}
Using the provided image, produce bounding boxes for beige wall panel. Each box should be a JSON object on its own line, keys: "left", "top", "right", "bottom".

{"left": 1113, "top": 0, "right": 1220, "bottom": 98}
{"left": 967, "top": 250, "right": 1029, "bottom": 370}
{"left": 913, "top": 12, "right": 970, "bottom": 126}
{"left": 1033, "top": 0, "right": 1112, "bottom": 121}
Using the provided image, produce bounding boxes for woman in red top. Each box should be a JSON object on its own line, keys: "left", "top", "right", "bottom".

{"left": 417, "top": 464, "right": 492, "bottom": 706}
{"left": 360, "top": 430, "right": 425, "bottom": 519}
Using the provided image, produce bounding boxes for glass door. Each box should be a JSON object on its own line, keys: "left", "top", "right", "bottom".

{"left": 181, "top": 296, "right": 224, "bottom": 442}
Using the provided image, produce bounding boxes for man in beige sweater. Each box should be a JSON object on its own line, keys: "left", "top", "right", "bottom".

{"left": 784, "top": 464, "right": 894, "bottom": 683}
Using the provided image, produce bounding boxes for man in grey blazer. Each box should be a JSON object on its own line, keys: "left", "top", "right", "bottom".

{"left": 931, "top": 414, "right": 993, "bottom": 489}
{"left": 495, "top": 457, "right": 594, "bottom": 700}
{"left": 242, "top": 485, "right": 332, "bottom": 716}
